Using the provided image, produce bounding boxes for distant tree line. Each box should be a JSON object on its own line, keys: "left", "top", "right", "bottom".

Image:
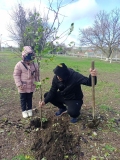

{"left": 79, "top": 8, "right": 120, "bottom": 59}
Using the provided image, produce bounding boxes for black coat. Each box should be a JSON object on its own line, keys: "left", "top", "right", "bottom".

{"left": 44, "top": 68, "right": 97, "bottom": 103}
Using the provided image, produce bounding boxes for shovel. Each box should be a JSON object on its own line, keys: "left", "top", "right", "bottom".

{"left": 88, "top": 61, "right": 100, "bottom": 128}
{"left": 91, "top": 61, "right": 95, "bottom": 119}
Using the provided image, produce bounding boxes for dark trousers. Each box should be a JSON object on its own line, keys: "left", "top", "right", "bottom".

{"left": 44, "top": 92, "right": 83, "bottom": 118}
{"left": 20, "top": 92, "right": 33, "bottom": 111}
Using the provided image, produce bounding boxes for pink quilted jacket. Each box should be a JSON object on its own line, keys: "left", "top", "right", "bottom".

{"left": 13, "top": 61, "right": 39, "bottom": 93}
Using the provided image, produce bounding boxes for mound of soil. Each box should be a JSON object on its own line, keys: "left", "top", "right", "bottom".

{"left": 0, "top": 105, "right": 119, "bottom": 160}
{"left": 31, "top": 117, "right": 83, "bottom": 160}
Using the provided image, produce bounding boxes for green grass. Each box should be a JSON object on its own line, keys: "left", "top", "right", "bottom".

{"left": 43, "top": 55, "right": 120, "bottom": 73}
{"left": 0, "top": 52, "right": 120, "bottom": 107}
{"left": 1, "top": 52, "right": 120, "bottom": 73}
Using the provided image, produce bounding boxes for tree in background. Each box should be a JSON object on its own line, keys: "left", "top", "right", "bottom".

{"left": 7, "top": 4, "right": 47, "bottom": 51}
{"left": 79, "top": 8, "right": 120, "bottom": 61}
{"left": 7, "top": 1, "right": 74, "bottom": 53}
{"left": 7, "top": 4, "right": 27, "bottom": 50}
{"left": 24, "top": 8, "right": 46, "bottom": 53}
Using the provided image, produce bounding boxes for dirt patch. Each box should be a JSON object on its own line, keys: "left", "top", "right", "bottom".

{"left": 31, "top": 117, "right": 83, "bottom": 160}
{"left": 0, "top": 96, "right": 120, "bottom": 160}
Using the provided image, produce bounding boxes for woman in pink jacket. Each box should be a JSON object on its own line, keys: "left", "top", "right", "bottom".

{"left": 13, "top": 46, "right": 39, "bottom": 118}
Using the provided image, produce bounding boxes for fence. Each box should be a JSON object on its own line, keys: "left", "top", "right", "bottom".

{"left": 57, "top": 52, "right": 120, "bottom": 62}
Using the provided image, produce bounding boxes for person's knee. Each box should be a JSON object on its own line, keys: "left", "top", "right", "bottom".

{"left": 67, "top": 109, "right": 80, "bottom": 118}
{"left": 66, "top": 100, "right": 82, "bottom": 118}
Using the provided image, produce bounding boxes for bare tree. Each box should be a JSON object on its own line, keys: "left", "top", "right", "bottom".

{"left": 7, "top": 4, "right": 45, "bottom": 51}
{"left": 79, "top": 8, "right": 120, "bottom": 60}
{"left": 7, "top": 4, "right": 27, "bottom": 50}
{"left": 7, "top": 0, "right": 74, "bottom": 52}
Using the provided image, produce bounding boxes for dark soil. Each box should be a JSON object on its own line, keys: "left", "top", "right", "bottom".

{"left": 1, "top": 97, "right": 120, "bottom": 160}
{"left": 31, "top": 116, "right": 80, "bottom": 160}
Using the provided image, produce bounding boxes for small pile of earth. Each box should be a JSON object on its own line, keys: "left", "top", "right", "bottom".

{"left": 31, "top": 117, "right": 83, "bottom": 160}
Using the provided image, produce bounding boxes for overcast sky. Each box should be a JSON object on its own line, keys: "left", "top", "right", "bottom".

{"left": 0, "top": 0, "right": 120, "bottom": 47}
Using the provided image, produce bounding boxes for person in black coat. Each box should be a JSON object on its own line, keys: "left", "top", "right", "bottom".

{"left": 39, "top": 63, "right": 97, "bottom": 123}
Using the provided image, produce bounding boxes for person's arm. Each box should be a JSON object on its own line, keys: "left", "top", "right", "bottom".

{"left": 39, "top": 76, "right": 58, "bottom": 107}
{"left": 13, "top": 63, "right": 22, "bottom": 88}
{"left": 77, "top": 68, "right": 97, "bottom": 86}
{"left": 60, "top": 69, "right": 97, "bottom": 96}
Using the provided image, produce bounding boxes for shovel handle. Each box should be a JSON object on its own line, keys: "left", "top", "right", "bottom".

{"left": 91, "top": 61, "right": 95, "bottom": 88}
{"left": 91, "top": 61, "right": 95, "bottom": 119}
{"left": 91, "top": 61, "right": 94, "bottom": 70}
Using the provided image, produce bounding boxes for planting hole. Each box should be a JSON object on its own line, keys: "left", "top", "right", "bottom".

{"left": 30, "top": 117, "right": 49, "bottom": 129}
